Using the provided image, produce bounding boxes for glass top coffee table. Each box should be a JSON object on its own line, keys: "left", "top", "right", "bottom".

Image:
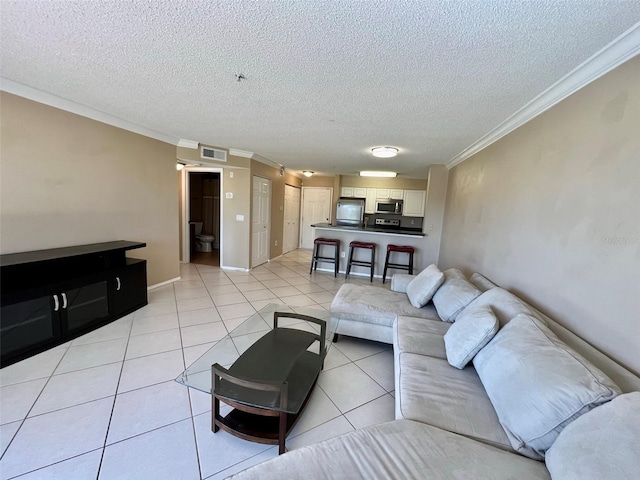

{"left": 176, "top": 304, "right": 338, "bottom": 454}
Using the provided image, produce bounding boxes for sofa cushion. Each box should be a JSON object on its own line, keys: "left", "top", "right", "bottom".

{"left": 444, "top": 305, "right": 498, "bottom": 369}
{"left": 431, "top": 268, "right": 482, "bottom": 322}
{"left": 406, "top": 264, "right": 445, "bottom": 308}
{"left": 331, "top": 284, "right": 439, "bottom": 328}
{"left": 462, "top": 287, "right": 546, "bottom": 327}
{"left": 393, "top": 315, "right": 450, "bottom": 359}
{"left": 469, "top": 272, "right": 498, "bottom": 292}
{"left": 473, "top": 313, "right": 621, "bottom": 459}
{"left": 395, "top": 353, "right": 513, "bottom": 452}
{"left": 228, "top": 420, "right": 550, "bottom": 480}
{"left": 546, "top": 392, "right": 640, "bottom": 480}
{"left": 390, "top": 273, "right": 416, "bottom": 293}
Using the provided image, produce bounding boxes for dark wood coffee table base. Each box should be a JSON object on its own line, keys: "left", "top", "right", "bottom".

{"left": 211, "top": 312, "right": 327, "bottom": 454}
{"left": 212, "top": 374, "right": 318, "bottom": 454}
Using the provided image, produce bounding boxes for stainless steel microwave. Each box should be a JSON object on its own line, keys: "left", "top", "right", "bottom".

{"left": 375, "top": 199, "right": 403, "bottom": 214}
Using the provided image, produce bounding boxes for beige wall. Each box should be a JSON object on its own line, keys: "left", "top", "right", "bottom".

{"left": 221, "top": 166, "right": 251, "bottom": 269}
{"left": 439, "top": 58, "right": 640, "bottom": 374}
{"left": 0, "top": 92, "right": 180, "bottom": 286}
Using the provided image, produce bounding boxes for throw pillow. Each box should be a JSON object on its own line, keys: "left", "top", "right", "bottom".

{"left": 405, "top": 264, "right": 445, "bottom": 308}
{"left": 443, "top": 305, "right": 498, "bottom": 369}
{"left": 473, "top": 313, "right": 621, "bottom": 460}
{"left": 431, "top": 268, "right": 481, "bottom": 322}
{"left": 546, "top": 392, "right": 640, "bottom": 480}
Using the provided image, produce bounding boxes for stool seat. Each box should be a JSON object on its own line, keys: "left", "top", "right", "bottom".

{"left": 387, "top": 244, "right": 415, "bottom": 253}
{"left": 350, "top": 241, "right": 375, "bottom": 249}
{"left": 315, "top": 238, "right": 340, "bottom": 246}
{"left": 383, "top": 245, "right": 415, "bottom": 283}
{"left": 346, "top": 241, "right": 376, "bottom": 282}
{"left": 310, "top": 238, "right": 340, "bottom": 277}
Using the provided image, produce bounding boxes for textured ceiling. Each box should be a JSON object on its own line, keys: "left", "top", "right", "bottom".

{"left": 1, "top": 1, "right": 639, "bottom": 178}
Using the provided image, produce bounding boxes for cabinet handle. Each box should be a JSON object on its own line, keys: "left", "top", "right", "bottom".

{"left": 116, "top": 277, "right": 121, "bottom": 291}
{"left": 61, "top": 292, "right": 68, "bottom": 309}
{"left": 53, "top": 294, "right": 59, "bottom": 312}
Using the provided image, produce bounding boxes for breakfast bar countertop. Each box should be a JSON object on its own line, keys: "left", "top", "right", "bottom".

{"left": 311, "top": 223, "right": 426, "bottom": 238}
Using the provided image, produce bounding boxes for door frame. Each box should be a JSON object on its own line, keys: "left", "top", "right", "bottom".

{"left": 251, "top": 175, "right": 271, "bottom": 268}
{"left": 180, "top": 166, "right": 224, "bottom": 264}
{"left": 300, "top": 187, "right": 333, "bottom": 249}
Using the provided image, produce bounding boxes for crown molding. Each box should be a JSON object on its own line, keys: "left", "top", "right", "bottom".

{"left": 177, "top": 139, "right": 199, "bottom": 149}
{"left": 229, "top": 148, "right": 254, "bottom": 158}
{"left": 446, "top": 22, "right": 640, "bottom": 170}
{"left": 0, "top": 78, "right": 181, "bottom": 146}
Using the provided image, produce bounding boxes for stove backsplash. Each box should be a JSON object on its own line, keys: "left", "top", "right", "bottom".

{"left": 364, "top": 214, "right": 423, "bottom": 230}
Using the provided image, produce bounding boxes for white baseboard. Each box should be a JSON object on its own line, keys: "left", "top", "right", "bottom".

{"left": 147, "top": 277, "right": 181, "bottom": 290}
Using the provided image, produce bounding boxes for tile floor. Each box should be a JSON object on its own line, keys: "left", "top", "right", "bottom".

{"left": 0, "top": 250, "right": 395, "bottom": 480}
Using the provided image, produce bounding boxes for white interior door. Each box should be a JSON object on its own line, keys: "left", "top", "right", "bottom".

{"left": 283, "top": 185, "right": 301, "bottom": 254}
{"left": 300, "top": 187, "right": 332, "bottom": 249}
{"left": 252, "top": 176, "right": 270, "bottom": 267}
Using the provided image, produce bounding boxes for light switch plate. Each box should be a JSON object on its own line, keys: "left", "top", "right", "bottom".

{"left": 236, "top": 214, "right": 244, "bottom": 221}
{"left": 226, "top": 192, "right": 233, "bottom": 199}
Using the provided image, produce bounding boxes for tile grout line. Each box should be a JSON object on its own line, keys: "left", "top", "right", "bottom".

{"left": 95, "top": 302, "right": 137, "bottom": 479}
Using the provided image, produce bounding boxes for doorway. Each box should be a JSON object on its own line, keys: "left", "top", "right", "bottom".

{"left": 251, "top": 176, "right": 271, "bottom": 267}
{"left": 282, "top": 184, "right": 301, "bottom": 254}
{"left": 184, "top": 169, "right": 222, "bottom": 266}
{"left": 300, "top": 187, "right": 333, "bottom": 249}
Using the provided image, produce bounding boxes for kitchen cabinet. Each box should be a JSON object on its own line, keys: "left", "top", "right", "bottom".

{"left": 403, "top": 190, "right": 427, "bottom": 217}
{"left": 341, "top": 187, "right": 354, "bottom": 197}
{"left": 1, "top": 241, "right": 147, "bottom": 367}
{"left": 375, "top": 188, "right": 404, "bottom": 200}
{"left": 364, "top": 188, "right": 377, "bottom": 214}
{"left": 353, "top": 187, "right": 367, "bottom": 198}
{"left": 375, "top": 188, "right": 390, "bottom": 199}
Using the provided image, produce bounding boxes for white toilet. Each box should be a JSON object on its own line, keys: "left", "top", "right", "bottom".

{"left": 190, "top": 221, "right": 215, "bottom": 253}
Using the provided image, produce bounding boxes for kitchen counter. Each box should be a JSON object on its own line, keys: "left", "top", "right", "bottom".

{"left": 311, "top": 223, "right": 425, "bottom": 238}
{"left": 309, "top": 224, "right": 430, "bottom": 280}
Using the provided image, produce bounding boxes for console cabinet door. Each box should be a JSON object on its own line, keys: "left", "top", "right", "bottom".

{"left": 63, "top": 280, "right": 110, "bottom": 332}
{"left": 0, "top": 292, "right": 61, "bottom": 364}
{"left": 113, "top": 259, "right": 148, "bottom": 316}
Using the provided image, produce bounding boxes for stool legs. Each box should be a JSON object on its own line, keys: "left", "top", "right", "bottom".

{"left": 383, "top": 247, "right": 415, "bottom": 283}
{"left": 345, "top": 243, "right": 375, "bottom": 282}
{"left": 382, "top": 249, "right": 391, "bottom": 283}
{"left": 310, "top": 241, "right": 340, "bottom": 278}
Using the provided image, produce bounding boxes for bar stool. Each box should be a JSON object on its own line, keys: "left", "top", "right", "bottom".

{"left": 382, "top": 244, "right": 415, "bottom": 283}
{"left": 310, "top": 238, "right": 340, "bottom": 277}
{"left": 345, "top": 241, "right": 376, "bottom": 282}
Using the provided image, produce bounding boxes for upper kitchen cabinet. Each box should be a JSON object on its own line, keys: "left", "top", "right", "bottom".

{"left": 403, "top": 190, "right": 426, "bottom": 217}
{"left": 364, "top": 188, "right": 377, "bottom": 213}
{"left": 375, "top": 188, "right": 404, "bottom": 200}
{"left": 341, "top": 187, "right": 354, "bottom": 197}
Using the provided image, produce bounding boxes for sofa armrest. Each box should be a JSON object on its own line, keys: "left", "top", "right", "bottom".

{"left": 391, "top": 274, "right": 415, "bottom": 293}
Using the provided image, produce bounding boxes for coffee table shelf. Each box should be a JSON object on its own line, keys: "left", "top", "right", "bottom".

{"left": 176, "top": 304, "right": 338, "bottom": 454}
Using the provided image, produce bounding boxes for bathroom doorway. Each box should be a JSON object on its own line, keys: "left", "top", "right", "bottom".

{"left": 186, "top": 170, "right": 221, "bottom": 266}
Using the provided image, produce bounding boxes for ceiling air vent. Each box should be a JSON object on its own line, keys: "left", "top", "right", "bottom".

{"left": 200, "top": 147, "right": 227, "bottom": 162}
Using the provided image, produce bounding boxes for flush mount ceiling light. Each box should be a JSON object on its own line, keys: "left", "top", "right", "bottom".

{"left": 360, "top": 171, "right": 397, "bottom": 178}
{"left": 371, "top": 146, "right": 399, "bottom": 158}
{"left": 303, "top": 171, "right": 314, "bottom": 177}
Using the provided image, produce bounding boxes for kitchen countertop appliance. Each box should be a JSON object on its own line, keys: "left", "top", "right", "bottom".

{"left": 336, "top": 197, "right": 365, "bottom": 226}
{"left": 375, "top": 198, "right": 403, "bottom": 215}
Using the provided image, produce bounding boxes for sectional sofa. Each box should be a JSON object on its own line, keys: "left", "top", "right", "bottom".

{"left": 229, "top": 267, "right": 640, "bottom": 479}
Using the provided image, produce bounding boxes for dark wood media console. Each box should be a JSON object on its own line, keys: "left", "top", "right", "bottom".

{"left": 1, "top": 241, "right": 148, "bottom": 368}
